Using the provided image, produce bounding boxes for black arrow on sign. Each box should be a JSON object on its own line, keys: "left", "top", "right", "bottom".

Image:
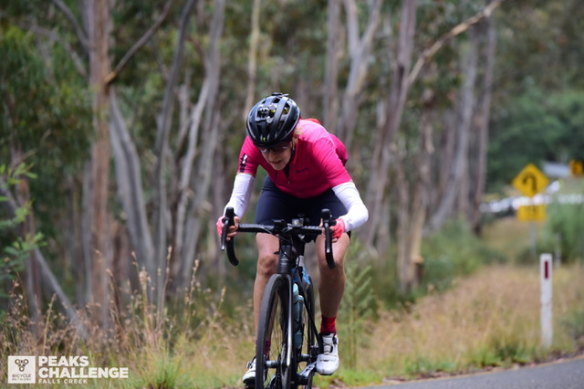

{"left": 522, "top": 172, "right": 537, "bottom": 194}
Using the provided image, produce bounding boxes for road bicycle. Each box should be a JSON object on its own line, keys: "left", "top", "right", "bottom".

{"left": 220, "top": 207, "right": 337, "bottom": 389}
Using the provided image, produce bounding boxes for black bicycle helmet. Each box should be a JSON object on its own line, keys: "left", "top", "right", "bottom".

{"left": 246, "top": 93, "right": 300, "bottom": 148}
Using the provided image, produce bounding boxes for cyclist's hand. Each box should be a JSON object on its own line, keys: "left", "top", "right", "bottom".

{"left": 331, "top": 218, "right": 346, "bottom": 241}
{"left": 216, "top": 215, "right": 240, "bottom": 240}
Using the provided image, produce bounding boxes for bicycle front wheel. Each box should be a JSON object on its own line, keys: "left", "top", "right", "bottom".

{"left": 256, "top": 274, "right": 293, "bottom": 389}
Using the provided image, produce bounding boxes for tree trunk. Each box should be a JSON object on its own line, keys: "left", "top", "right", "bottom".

{"left": 395, "top": 150, "right": 412, "bottom": 294}
{"left": 337, "top": 0, "right": 382, "bottom": 149}
{"left": 323, "top": 0, "right": 341, "bottom": 129}
{"left": 81, "top": 163, "right": 93, "bottom": 305}
{"left": 364, "top": 0, "right": 417, "bottom": 247}
{"left": 109, "top": 89, "right": 155, "bottom": 279}
{"left": 86, "top": 0, "right": 113, "bottom": 328}
{"left": 153, "top": 0, "right": 197, "bottom": 307}
{"left": 393, "top": 87, "right": 434, "bottom": 293}
{"left": 66, "top": 175, "right": 85, "bottom": 304}
{"left": 210, "top": 140, "right": 227, "bottom": 281}
{"left": 170, "top": 79, "right": 208, "bottom": 290}
{"left": 176, "top": 0, "right": 225, "bottom": 293}
{"left": 244, "top": 0, "right": 262, "bottom": 115}
{"left": 427, "top": 32, "right": 478, "bottom": 232}
{"left": 470, "top": 10, "right": 497, "bottom": 233}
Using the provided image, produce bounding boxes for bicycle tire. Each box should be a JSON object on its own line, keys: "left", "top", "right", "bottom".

{"left": 256, "top": 274, "right": 294, "bottom": 389}
{"left": 294, "top": 281, "right": 317, "bottom": 389}
{"left": 304, "top": 282, "right": 317, "bottom": 360}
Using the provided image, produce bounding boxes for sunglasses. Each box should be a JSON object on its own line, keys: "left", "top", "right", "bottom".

{"left": 258, "top": 142, "right": 292, "bottom": 154}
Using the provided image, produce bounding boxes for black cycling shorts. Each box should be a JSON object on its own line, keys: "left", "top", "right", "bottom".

{"left": 255, "top": 177, "right": 348, "bottom": 229}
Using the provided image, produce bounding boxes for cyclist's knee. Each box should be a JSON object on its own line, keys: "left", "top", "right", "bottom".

{"left": 257, "top": 252, "right": 278, "bottom": 277}
{"left": 256, "top": 233, "right": 279, "bottom": 277}
{"left": 316, "top": 234, "right": 349, "bottom": 270}
{"left": 318, "top": 252, "right": 345, "bottom": 271}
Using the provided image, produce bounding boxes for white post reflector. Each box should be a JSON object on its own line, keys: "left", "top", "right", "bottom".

{"left": 540, "top": 253, "right": 553, "bottom": 347}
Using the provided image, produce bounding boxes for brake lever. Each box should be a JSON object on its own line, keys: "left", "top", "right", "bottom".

{"left": 220, "top": 209, "right": 232, "bottom": 251}
{"left": 221, "top": 207, "right": 239, "bottom": 266}
{"left": 321, "top": 208, "right": 336, "bottom": 269}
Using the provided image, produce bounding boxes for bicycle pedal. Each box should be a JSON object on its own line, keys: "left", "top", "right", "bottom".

{"left": 299, "top": 361, "right": 317, "bottom": 380}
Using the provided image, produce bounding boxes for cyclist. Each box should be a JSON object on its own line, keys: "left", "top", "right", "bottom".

{"left": 217, "top": 93, "right": 368, "bottom": 386}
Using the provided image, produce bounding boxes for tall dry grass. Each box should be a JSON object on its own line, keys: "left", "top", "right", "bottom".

{"left": 357, "top": 263, "right": 584, "bottom": 380}
{"left": 2, "top": 259, "right": 582, "bottom": 388}
{"left": 0, "top": 261, "right": 255, "bottom": 388}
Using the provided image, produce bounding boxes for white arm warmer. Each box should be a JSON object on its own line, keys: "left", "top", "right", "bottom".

{"left": 332, "top": 181, "right": 369, "bottom": 231}
{"left": 224, "top": 173, "right": 255, "bottom": 217}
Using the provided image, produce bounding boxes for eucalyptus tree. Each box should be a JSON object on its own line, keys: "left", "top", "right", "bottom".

{"left": 0, "top": 21, "right": 91, "bottom": 336}
{"left": 360, "top": 0, "right": 504, "bottom": 292}
{"left": 488, "top": 0, "right": 584, "bottom": 191}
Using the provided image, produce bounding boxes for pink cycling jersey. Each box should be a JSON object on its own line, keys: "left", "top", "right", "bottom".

{"left": 238, "top": 119, "right": 352, "bottom": 198}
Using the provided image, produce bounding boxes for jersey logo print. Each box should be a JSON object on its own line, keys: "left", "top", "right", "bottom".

{"left": 239, "top": 154, "right": 248, "bottom": 173}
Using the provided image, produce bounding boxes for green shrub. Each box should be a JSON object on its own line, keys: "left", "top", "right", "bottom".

{"left": 541, "top": 185, "right": 584, "bottom": 263}
{"left": 421, "top": 219, "right": 505, "bottom": 292}
{"left": 0, "top": 164, "right": 45, "bottom": 300}
{"left": 339, "top": 245, "right": 376, "bottom": 369}
{"left": 561, "top": 304, "right": 584, "bottom": 347}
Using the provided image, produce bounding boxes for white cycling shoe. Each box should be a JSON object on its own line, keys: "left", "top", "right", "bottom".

{"left": 316, "top": 333, "right": 340, "bottom": 375}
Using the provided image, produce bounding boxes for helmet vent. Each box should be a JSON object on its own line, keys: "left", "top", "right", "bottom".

{"left": 258, "top": 106, "right": 270, "bottom": 117}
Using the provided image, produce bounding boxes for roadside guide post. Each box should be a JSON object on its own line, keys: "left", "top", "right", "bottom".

{"left": 512, "top": 164, "right": 549, "bottom": 259}
{"left": 540, "top": 253, "right": 553, "bottom": 348}
{"left": 512, "top": 165, "right": 553, "bottom": 347}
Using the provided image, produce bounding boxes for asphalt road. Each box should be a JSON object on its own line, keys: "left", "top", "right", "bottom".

{"left": 358, "top": 358, "right": 584, "bottom": 389}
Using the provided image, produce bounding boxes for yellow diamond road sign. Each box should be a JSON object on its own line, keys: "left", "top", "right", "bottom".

{"left": 570, "top": 160, "right": 584, "bottom": 176}
{"left": 512, "top": 164, "right": 549, "bottom": 197}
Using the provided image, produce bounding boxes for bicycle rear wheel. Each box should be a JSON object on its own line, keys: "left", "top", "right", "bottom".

{"left": 256, "top": 274, "right": 293, "bottom": 389}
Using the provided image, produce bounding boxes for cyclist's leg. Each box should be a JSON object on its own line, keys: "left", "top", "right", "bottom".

{"left": 305, "top": 187, "right": 350, "bottom": 322}
{"left": 313, "top": 234, "right": 348, "bottom": 375}
{"left": 254, "top": 233, "right": 279, "bottom": 330}
{"left": 315, "top": 233, "right": 350, "bottom": 319}
{"left": 305, "top": 188, "right": 349, "bottom": 376}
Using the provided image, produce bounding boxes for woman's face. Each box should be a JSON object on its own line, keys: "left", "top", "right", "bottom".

{"left": 259, "top": 141, "right": 293, "bottom": 171}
